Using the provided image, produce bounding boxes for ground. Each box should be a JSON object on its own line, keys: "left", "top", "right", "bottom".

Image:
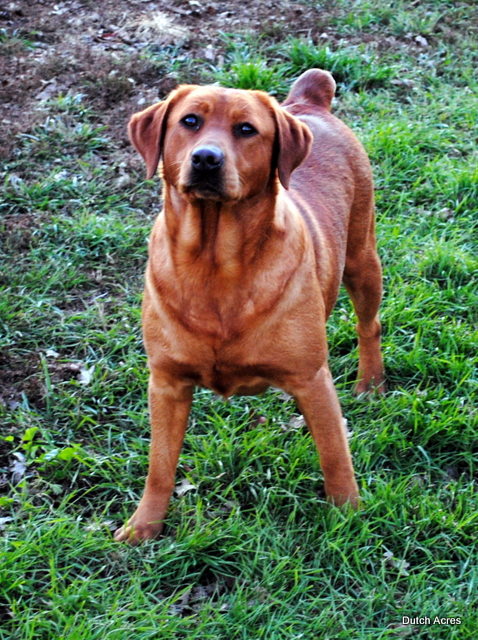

{"left": 1, "top": 0, "right": 467, "bottom": 157}
{"left": 0, "top": 1, "right": 477, "bottom": 638}
{"left": 0, "top": 0, "right": 338, "bottom": 158}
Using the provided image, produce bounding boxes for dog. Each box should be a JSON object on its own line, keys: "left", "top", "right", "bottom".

{"left": 115, "top": 69, "right": 385, "bottom": 544}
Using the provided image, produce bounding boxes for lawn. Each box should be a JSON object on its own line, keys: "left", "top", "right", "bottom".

{"left": 1, "top": 1, "right": 477, "bottom": 638}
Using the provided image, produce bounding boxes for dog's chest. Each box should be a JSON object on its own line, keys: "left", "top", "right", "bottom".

{"left": 198, "top": 360, "right": 280, "bottom": 397}
{"left": 153, "top": 307, "right": 298, "bottom": 397}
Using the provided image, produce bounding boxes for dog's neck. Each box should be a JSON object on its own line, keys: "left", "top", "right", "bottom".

{"left": 162, "top": 183, "right": 286, "bottom": 277}
{"left": 148, "top": 181, "right": 306, "bottom": 339}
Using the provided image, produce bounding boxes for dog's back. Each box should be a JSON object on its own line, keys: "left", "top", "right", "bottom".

{"left": 281, "top": 69, "right": 375, "bottom": 316}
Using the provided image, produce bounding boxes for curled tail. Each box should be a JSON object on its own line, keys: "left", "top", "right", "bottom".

{"left": 282, "top": 68, "right": 336, "bottom": 111}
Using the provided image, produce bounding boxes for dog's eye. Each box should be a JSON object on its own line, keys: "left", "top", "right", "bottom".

{"left": 234, "top": 122, "right": 258, "bottom": 137}
{"left": 181, "top": 114, "right": 201, "bottom": 129}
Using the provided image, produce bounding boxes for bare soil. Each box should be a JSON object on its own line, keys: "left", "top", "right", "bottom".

{"left": 0, "top": 0, "right": 333, "bottom": 158}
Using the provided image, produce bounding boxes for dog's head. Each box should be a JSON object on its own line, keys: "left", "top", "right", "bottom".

{"left": 128, "top": 84, "right": 312, "bottom": 201}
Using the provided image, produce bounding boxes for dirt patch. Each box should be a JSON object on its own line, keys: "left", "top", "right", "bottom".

{"left": 1, "top": 212, "right": 37, "bottom": 253}
{"left": 0, "top": 348, "right": 44, "bottom": 410}
{"left": 0, "top": 0, "right": 336, "bottom": 158}
{"left": 0, "top": 346, "right": 102, "bottom": 410}
{"left": 1, "top": 0, "right": 470, "bottom": 159}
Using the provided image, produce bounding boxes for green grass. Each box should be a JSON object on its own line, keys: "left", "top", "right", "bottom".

{"left": 1, "top": 1, "right": 477, "bottom": 638}
{"left": 211, "top": 33, "right": 396, "bottom": 94}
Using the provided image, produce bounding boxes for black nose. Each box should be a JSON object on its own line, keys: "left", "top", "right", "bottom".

{"left": 191, "top": 146, "right": 224, "bottom": 171}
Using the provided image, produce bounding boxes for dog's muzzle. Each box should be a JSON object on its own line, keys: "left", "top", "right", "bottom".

{"left": 187, "top": 145, "right": 225, "bottom": 198}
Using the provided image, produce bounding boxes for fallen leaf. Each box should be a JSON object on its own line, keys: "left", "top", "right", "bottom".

{"left": 174, "top": 478, "right": 196, "bottom": 496}
{"left": 383, "top": 549, "right": 410, "bottom": 575}
{"left": 282, "top": 414, "right": 305, "bottom": 432}
{"left": 78, "top": 364, "right": 95, "bottom": 385}
{"left": 0, "top": 517, "right": 13, "bottom": 531}
{"left": 36, "top": 80, "right": 60, "bottom": 101}
{"left": 415, "top": 35, "right": 428, "bottom": 47}
{"left": 10, "top": 452, "right": 27, "bottom": 483}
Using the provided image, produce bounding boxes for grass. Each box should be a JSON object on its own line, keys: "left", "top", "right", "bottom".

{"left": 1, "top": 0, "right": 477, "bottom": 638}
{"left": 212, "top": 33, "right": 396, "bottom": 94}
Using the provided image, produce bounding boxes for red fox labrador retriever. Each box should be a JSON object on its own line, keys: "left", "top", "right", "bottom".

{"left": 115, "top": 68, "right": 385, "bottom": 543}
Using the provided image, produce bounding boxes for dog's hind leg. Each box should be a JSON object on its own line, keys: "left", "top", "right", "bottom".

{"left": 343, "top": 233, "right": 385, "bottom": 394}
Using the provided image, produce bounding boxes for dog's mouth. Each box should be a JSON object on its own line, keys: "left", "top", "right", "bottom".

{"left": 182, "top": 171, "right": 226, "bottom": 201}
{"left": 187, "top": 183, "right": 223, "bottom": 199}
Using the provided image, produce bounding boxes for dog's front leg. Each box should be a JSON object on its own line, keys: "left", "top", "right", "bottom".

{"left": 115, "top": 372, "right": 193, "bottom": 544}
{"left": 293, "top": 366, "right": 359, "bottom": 507}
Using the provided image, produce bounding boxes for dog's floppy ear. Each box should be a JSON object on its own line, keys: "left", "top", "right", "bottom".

{"left": 128, "top": 86, "right": 194, "bottom": 179}
{"left": 128, "top": 101, "right": 168, "bottom": 179}
{"left": 273, "top": 107, "right": 313, "bottom": 189}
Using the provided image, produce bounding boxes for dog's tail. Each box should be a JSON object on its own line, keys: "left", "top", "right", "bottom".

{"left": 282, "top": 68, "right": 336, "bottom": 111}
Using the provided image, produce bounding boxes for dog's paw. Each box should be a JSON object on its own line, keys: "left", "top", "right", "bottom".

{"left": 327, "top": 494, "right": 361, "bottom": 511}
{"left": 354, "top": 377, "right": 386, "bottom": 396}
{"left": 328, "top": 492, "right": 361, "bottom": 510}
{"left": 114, "top": 515, "right": 164, "bottom": 545}
{"left": 325, "top": 478, "right": 360, "bottom": 509}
